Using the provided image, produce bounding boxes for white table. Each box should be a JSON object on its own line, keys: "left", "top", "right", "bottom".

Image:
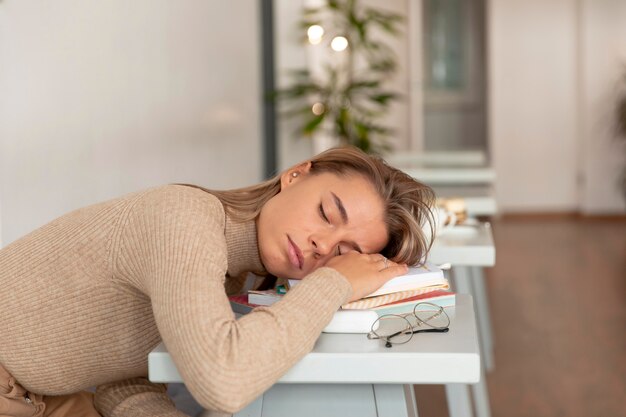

{"left": 433, "top": 185, "right": 498, "bottom": 217}
{"left": 389, "top": 153, "right": 497, "bottom": 216}
{"left": 429, "top": 222, "right": 495, "bottom": 267}
{"left": 391, "top": 155, "right": 498, "bottom": 417}
{"left": 428, "top": 223, "right": 496, "bottom": 417}
{"left": 149, "top": 295, "right": 480, "bottom": 417}
{"left": 429, "top": 223, "right": 495, "bottom": 372}
{"left": 386, "top": 150, "right": 488, "bottom": 167}
{"left": 399, "top": 166, "right": 496, "bottom": 186}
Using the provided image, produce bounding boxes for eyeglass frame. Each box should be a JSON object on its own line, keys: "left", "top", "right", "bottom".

{"left": 366, "top": 302, "right": 450, "bottom": 348}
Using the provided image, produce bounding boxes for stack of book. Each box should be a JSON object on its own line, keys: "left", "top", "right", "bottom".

{"left": 230, "top": 262, "right": 455, "bottom": 318}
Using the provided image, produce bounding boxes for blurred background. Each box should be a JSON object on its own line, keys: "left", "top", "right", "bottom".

{"left": 0, "top": 1, "right": 624, "bottom": 416}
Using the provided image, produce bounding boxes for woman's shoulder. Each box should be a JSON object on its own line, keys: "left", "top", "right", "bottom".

{"left": 132, "top": 184, "right": 225, "bottom": 220}
{"left": 144, "top": 183, "right": 220, "bottom": 200}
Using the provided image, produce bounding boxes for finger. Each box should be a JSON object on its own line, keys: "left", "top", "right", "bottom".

{"left": 382, "top": 259, "right": 400, "bottom": 267}
{"left": 378, "top": 263, "right": 409, "bottom": 279}
{"left": 377, "top": 257, "right": 393, "bottom": 271}
{"left": 376, "top": 257, "right": 399, "bottom": 269}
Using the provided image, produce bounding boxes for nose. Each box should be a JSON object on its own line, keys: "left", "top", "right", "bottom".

{"left": 310, "top": 231, "right": 337, "bottom": 258}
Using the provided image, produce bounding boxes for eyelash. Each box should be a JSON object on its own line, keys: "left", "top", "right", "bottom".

{"left": 319, "top": 203, "right": 330, "bottom": 223}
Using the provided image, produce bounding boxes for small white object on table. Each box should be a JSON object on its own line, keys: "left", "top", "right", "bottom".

{"left": 434, "top": 185, "right": 498, "bottom": 217}
{"left": 149, "top": 295, "right": 480, "bottom": 417}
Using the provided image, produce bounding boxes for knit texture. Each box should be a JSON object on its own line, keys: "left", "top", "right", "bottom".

{"left": 0, "top": 185, "right": 353, "bottom": 415}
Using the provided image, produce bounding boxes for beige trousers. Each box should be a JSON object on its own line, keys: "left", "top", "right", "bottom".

{"left": 0, "top": 363, "right": 100, "bottom": 417}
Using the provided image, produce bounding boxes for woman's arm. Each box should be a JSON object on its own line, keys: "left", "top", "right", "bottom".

{"left": 94, "top": 378, "right": 188, "bottom": 417}
{"left": 115, "top": 186, "right": 352, "bottom": 414}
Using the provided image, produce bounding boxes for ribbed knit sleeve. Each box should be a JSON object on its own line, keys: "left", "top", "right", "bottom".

{"left": 113, "top": 185, "right": 352, "bottom": 414}
{"left": 94, "top": 378, "right": 188, "bottom": 417}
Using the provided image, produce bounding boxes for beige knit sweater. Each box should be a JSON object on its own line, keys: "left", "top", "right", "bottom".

{"left": 0, "top": 185, "right": 353, "bottom": 416}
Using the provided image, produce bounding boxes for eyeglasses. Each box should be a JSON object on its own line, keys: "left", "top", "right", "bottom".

{"left": 367, "top": 302, "right": 450, "bottom": 348}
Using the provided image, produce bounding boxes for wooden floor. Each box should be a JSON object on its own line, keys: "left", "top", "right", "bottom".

{"left": 414, "top": 216, "right": 626, "bottom": 417}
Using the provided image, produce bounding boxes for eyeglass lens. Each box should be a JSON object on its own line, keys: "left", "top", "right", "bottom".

{"left": 374, "top": 315, "right": 413, "bottom": 345}
{"left": 412, "top": 303, "right": 450, "bottom": 329}
{"left": 369, "top": 303, "right": 451, "bottom": 348}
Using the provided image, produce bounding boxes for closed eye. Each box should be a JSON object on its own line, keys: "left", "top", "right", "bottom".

{"left": 336, "top": 243, "right": 353, "bottom": 256}
{"left": 319, "top": 203, "right": 330, "bottom": 223}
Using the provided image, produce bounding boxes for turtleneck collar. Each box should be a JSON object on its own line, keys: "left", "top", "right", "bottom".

{"left": 223, "top": 209, "right": 266, "bottom": 278}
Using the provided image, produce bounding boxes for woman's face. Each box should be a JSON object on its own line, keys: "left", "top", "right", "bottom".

{"left": 257, "top": 165, "right": 388, "bottom": 279}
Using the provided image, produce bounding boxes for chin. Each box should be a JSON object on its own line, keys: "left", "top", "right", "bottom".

{"left": 260, "top": 254, "right": 288, "bottom": 279}
{"left": 267, "top": 264, "right": 305, "bottom": 280}
{"left": 260, "top": 248, "right": 297, "bottom": 280}
{"left": 269, "top": 265, "right": 297, "bottom": 279}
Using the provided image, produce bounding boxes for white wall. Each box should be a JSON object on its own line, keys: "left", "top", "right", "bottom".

{"left": 0, "top": 1, "right": 263, "bottom": 244}
{"left": 579, "top": 0, "right": 626, "bottom": 213}
{"left": 488, "top": 0, "right": 580, "bottom": 212}
{"left": 488, "top": 0, "right": 626, "bottom": 213}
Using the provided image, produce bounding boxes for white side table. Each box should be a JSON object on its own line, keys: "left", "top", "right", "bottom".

{"left": 149, "top": 295, "right": 480, "bottom": 417}
{"left": 429, "top": 223, "right": 496, "bottom": 417}
{"left": 386, "top": 150, "right": 487, "bottom": 167}
{"left": 433, "top": 185, "right": 498, "bottom": 217}
{"left": 400, "top": 166, "right": 496, "bottom": 186}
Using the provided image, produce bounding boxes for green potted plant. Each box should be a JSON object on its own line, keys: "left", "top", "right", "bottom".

{"left": 276, "top": 0, "right": 403, "bottom": 154}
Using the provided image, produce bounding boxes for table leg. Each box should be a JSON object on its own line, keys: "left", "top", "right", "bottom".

{"left": 445, "top": 384, "right": 473, "bottom": 417}
{"left": 451, "top": 267, "right": 493, "bottom": 417}
{"left": 404, "top": 385, "right": 419, "bottom": 417}
{"left": 373, "top": 384, "right": 416, "bottom": 417}
{"left": 452, "top": 267, "right": 494, "bottom": 372}
{"left": 450, "top": 266, "right": 472, "bottom": 295}
{"left": 470, "top": 267, "right": 495, "bottom": 372}
{"left": 470, "top": 367, "right": 492, "bottom": 417}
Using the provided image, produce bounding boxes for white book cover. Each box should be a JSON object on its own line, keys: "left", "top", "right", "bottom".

{"left": 288, "top": 262, "right": 447, "bottom": 298}
{"left": 365, "top": 262, "right": 447, "bottom": 298}
{"left": 247, "top": 290, "right": 283, "bottom": 306}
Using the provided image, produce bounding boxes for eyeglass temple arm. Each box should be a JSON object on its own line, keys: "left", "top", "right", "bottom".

{"left": 411, "top": 327, "right": 449, "bottom": 334}
{"left": 386, "top": 326, "right": 449, "bottom": 341}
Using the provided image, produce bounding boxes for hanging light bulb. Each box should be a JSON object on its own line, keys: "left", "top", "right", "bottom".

{"left": 330, "top": 36, "right": 348, "bottom": 52}
{"left": 311, "top": 102, "right": 325, "bottom": 116}
{"left": 307, "top": 25, "right": 324, "bottom": 45}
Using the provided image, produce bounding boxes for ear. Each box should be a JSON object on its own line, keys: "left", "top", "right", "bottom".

{"left": 279, "top": 161, "right": 312, "bottom": 190}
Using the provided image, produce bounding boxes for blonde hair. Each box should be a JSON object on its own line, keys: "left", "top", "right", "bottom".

{"left": 185, "top": 146, "right": 435, "bottom": 265}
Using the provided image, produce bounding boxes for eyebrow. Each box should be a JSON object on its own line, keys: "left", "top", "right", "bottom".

{"left": 331, "top": 192, "right": 348, "bottom": 224}
{"left": 331, "top": 192, "right": 363, "bottom": 253}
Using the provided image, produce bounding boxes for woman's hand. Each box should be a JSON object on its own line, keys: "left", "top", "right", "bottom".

{"left": 325, "top": 251, "right": 408, "bottom": 302}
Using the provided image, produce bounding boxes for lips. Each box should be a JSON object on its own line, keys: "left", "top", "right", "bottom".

{"left": 287, "top": 235, "right": 304, "bottom": 270}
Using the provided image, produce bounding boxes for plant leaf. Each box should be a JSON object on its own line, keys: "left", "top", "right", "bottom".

{"left": 302, "top": 114, "right": 326, "bottom": 135}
